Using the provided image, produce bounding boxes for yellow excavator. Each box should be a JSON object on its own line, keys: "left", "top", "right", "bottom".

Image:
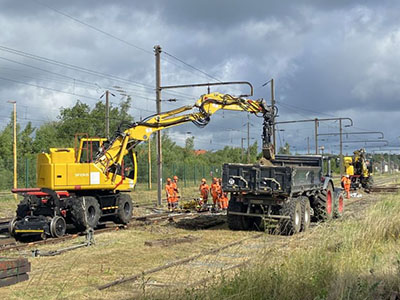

{"left": 344, "top": 148, "right": 374, "bottom": 191}
{"left": 10, "top": 92, "right": 272, "bottom": 240}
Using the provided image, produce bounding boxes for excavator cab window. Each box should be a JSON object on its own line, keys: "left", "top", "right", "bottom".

{"left": 123, "top": 150, "right": 136, "bottom": 179}
{"left": 79, "top": 140, "right": 100, "bottom": 163}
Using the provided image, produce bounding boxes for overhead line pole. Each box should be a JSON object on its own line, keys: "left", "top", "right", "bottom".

{"left": 155, "top": 45, "right": 162, "bottom": 207}
{"left": 247, "top": 115, "right": 250, "bottom": 163}
{"left": 8, "top": 101, "right": 17, "bottom": 200}
{"left": 271, "top": 78, "right": 276, "bottom": 154}
{"left": 105, "top": 90, "right": 109, "bottom": 139}
{"left": 314, "top": 118, "right": 318, "bottom": 154}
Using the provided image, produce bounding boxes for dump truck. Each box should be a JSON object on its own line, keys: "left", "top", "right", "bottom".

{"left": 222, "top": 100, "right": 344, "bottom": 234}
{"left": 223, "top": 155, "right": 343, "bottom": 234}
{"left": 9, "top": 90, "right": 268, "bottom": 240}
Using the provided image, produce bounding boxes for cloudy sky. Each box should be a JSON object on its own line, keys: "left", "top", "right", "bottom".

{"left": 1, "top": 0, "right": 399, "bottom": 154}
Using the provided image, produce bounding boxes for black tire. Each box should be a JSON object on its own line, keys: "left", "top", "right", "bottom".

{"left": 314, "top": 182, "right": 334, "bottom": 221}
{"left": 16, "top": 197, "right": 30, "bottom": 218}
{"left": 333, "top": 192, "right": 345, "bottom": 218}
{"left": 227, "top": 198, "right": 250, "bottom": 231}
{"left": 279, "top": 198, "right": 302, "bottom": 235}
{"left": 362, "top": 176, "right": 373, "bottom": 192}
{"left": 300, "top": 196, "right": 311, "bottom": 232}
{"left": 114, "top": 194, "right": 133, "bottom": 224}
{"left": 71, "top": 196, "right": 101, "bottom": 231}
{"left": 50, "top": 216, "right": 66, "bottom": 238}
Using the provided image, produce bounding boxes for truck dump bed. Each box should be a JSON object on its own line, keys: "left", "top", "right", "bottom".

{"left": 222, "top": 155, "right": 324, "bottom": 196}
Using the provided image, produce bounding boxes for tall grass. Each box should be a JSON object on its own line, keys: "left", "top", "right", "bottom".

{"left": 172, "top": 194, "right": 400, "bottom": 300}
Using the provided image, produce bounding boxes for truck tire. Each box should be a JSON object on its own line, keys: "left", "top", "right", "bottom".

{"left": 300, "top": 196, "right": 311, "bottom": 232}
{"left": 114, "top": 194, "right": 133, "bottom": 224}
{"left": 314, "top": 182, "right": 334, "bottom": 221}
{"left": 71, "top": 196, "right": 101, "bottom": 231}
{"left": 227, "top": 198, "right": 250, "bottom": 231}
{"left": 279, "top": 198, "right": 302, "bottom": 235}
{"left": 334, "top": 192, "right": 345, "bottom": 218}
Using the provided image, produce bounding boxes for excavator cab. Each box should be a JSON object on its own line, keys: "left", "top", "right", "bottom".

{"left": 75, "top": 135, "right": 108, "bottom": 163}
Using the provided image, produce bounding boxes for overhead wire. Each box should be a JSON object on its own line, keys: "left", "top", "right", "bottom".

{"left": 32, "top": 0, "right": 223, "bottom": 84}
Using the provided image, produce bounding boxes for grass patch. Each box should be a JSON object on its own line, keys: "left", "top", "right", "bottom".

{"left": 172, "top": 193, "right": 400, "bottom": 300}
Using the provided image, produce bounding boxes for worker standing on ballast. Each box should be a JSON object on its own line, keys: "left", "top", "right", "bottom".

{"left": 199, "top": 178, "right": 209, "bottom": 209}
{"left": 172, "top": 175, "right": 180, "bottom": 208}
{"left": 218, "top": 178, "right": 229, "bottom": 210}
{"left": 210, "top": 177, "right": 221, "bottom": 211}
{"left": 165, "top": 178, "right": 176, "bottom": 211}
{"left": 341, "top": 175, "right": 351, "bottom": 199}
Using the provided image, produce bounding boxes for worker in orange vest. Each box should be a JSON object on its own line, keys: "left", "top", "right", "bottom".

{"left": 341, "top": 175, "right": 351, "bottom": 199}
{"left": 210, "top": 177, "right": 221, "bottom": 211}
{"left": 165, "top": 178, "right": 176, "bottom": 211}
{"left": 199, "top": 178, "right": 209, "bottom": 209}
{"left": 218, "top": 178, "right": 229, "bottom": 210}
{"left": 172, "top": 175, "right": 179, "bottom": 208}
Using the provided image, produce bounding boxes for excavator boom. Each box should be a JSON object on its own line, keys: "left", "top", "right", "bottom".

{"left": 95, "top": 92, "right": 274, "bottom": 180}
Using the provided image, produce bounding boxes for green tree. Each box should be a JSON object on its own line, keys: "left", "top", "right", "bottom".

{"left": 278, "top": 142, "right": 291, "bottom": 155}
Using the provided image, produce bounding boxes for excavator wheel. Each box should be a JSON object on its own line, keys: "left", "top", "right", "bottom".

{"left": 114, "top": 194, "right": 133, "bottom": 224}
{"left": 71, "top": 196, "right": 101, "bottom": 231}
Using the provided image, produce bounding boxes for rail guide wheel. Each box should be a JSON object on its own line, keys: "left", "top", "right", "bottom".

{"left": 50, "top": 216, "right": 67, "bottom": 238}
{"left": 8, "top": 217, "right": 18, "bottom": 238}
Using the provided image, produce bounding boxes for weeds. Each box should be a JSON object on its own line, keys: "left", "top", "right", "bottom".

{"left": 172, "top": 193, "right": 400, "bottom": 300}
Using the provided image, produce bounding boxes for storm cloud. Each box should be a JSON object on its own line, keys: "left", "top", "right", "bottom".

{"left": 0, "top": 0, "right": 399, "bottom": 153}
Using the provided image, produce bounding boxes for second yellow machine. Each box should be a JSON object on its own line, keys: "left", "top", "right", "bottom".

{"left": 10, "top": 92, "right": 271, "bottom": 240}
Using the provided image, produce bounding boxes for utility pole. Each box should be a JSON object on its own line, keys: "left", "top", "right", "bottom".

{"left": 314, "top": 118, "right": 319, "bottom": 154}
{"left": 247, "top": 114, "right": 250, "bottom": 163}
{"left": 271, "top": 78, "right": 276, "bottom": 153}
{"left": 339, "top": 118, "right": 343, "bottom": 177}
{"left": 154, "top": 45, "right": 162, "bottom": 207}
{"left": 105, "top": 90, "right": 110, "bottom": 139}
{"left": 8, "top": 101, "right": 17, "bottom": 200}
{"left": 241, "top": 137, "right": 245, "bottom": 161}
{"left": 148, "top": 138, "right": 152, "bottom": 190}
{"left": 307, "top": 137, "right": 310, "bottom": 154}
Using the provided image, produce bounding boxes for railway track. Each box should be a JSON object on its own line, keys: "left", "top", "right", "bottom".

{"left": 0, "top": 210, "right": 199, "bottom": 253}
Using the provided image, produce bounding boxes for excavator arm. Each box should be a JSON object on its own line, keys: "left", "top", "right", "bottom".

{"left": 95, "top": 92, "right": 275, "bottom": 181}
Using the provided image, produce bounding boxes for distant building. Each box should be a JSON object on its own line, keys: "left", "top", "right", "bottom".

{"left": 194, "top": 149, "right": 207, "bottom": 155}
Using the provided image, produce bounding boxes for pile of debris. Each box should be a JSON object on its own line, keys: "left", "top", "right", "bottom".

{"left": 174, "top": 214, "right": 226, "bottom": 230}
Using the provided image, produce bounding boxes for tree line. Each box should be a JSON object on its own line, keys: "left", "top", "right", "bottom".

{"left": 0, "top": 98, "right": 259, "bottom": 189}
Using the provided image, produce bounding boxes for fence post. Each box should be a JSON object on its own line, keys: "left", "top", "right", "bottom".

{"left": 25, "top": 157, "right": 29, "bottom": 188}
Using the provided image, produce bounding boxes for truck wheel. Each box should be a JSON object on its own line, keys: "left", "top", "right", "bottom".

{"left": 334, "top": 193, "right": 345, "bottom": 218}
{"left": 314, "top": 183, "right": 334, "bottom": 221}
{"left": 50, "top": 216, "right": 66, "bottom": 238}
{"left": 114, "top": 194, "right": 133, "bottom": 224}
{"left": 279, "top": 198, "right": 302, "bottom": 235}
{"left": 227, "top": 198, "right": 250, "bottom": 230}
{"left": 300, "top": 196, "right": 311, "bottom": 232}
{"left": 71, "top": 196, "right": 101, "bottom": 231}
